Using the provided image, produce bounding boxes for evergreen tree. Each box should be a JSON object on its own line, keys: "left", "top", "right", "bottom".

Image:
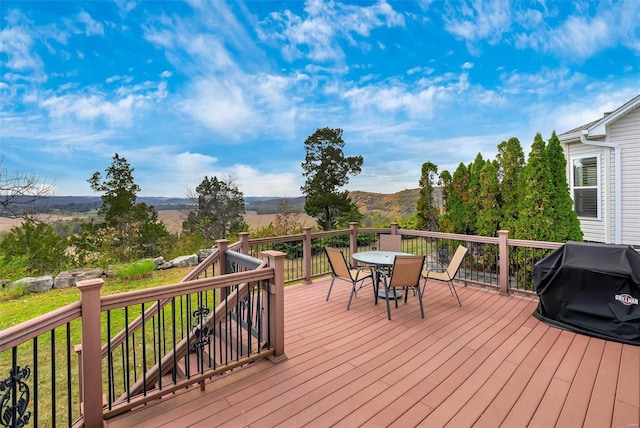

{"left": 514, "top": 133, "right": 555, "bottom": 241}
{"left": 496, "top": 137, "right": 524, "bottom": 234}
{"left": 437, "top": 170, "right": 453, "bottom": 232}
{"left": 76, "top": 153, "right": 171, "bottom": 263}
{"left": 439, "top": 162, "right": 471, "bottom": 233}
{"left": 546, "top": 131, "right": 583, "bottom": 242}
{"left": 182, "top": 176, "right": 247, "bottom": 241}
{"left": 466, "top": 153, "right": 486, "bottom": 235}
{"left": 476, "top": 160, "right": 502, "bottom": 237}
{"left": 88, "top": 153, "right": 140, "bottom": 228}
{"left": 301, "top": 127, "right": 363, "bottom": 230}
{"left": 416, "top": 161, "right": 439, "bottom": 231}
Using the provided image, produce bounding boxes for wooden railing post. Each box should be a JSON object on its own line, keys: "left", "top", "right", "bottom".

{"left": 77, "top": 278, "right": 104, "bottom": 428}
{"left": 498, "top": 230, "right": 509, "bottom": 295}
{"left": 349, "top": 222, "right": 358, "bottom": 267}
{"left": 217, "top": 239, "right": 230, "bottom": 299}
{"left": 303, "top": 227, "right": 312, "bottom": 284}
{"left": 238, "top": 232, "right": 250, "bottom": 255}
{"left": 262, "top": 250, "right": 287, "bottom": 363}
{"left": 217, "top": 239, "right": 229, "bottom": 274}
{"left": 390, "top": 222, "right": 399, "bottom": 235}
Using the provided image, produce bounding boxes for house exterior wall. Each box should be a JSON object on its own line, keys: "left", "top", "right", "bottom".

{"left": 610, "top": 106, "right": 640, "bottom": 246}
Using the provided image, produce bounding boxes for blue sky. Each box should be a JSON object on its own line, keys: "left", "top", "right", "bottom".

{"left": 1, "top": 0, "right": 639, "bottom": 198}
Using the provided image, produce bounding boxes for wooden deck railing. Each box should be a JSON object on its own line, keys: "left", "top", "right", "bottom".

{"left": 241, "top": 224, "right": 563, "bottom": 295}
{"left": 1, "top": 224, "right": 566, "bottom": 427}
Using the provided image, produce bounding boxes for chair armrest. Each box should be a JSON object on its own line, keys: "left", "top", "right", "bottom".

{"left": 355, "top": 266, "right": 374, "bottom": 278}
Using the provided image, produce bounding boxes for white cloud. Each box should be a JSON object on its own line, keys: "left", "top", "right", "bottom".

{"left": 540, "top": 15, "right": 610, "bottom": 60}
{"left": 499, "top": 67, "right": 586, "bottom": 96}
{"left": 443, "top": 0, "right": 512, "bottom": 46}
{"left": 123, "top": 150, "right": 303, "bottom": 197}
{"left": 76, "top": 11, "right": 105, "bottom": 36}
{"left": 180, "top": 78, "right": 257, "bottom": 138}
{"left": 0, "top": 12, "right": 43, "bottom": 71}
{"left": 261, "top": 0, "right": 404, "bottom": 63}
{"left": 41, "top": 93, "right": 139, "bottom": 127}
{"left": 343, "top": 84, "right": 438, "bottom": 119}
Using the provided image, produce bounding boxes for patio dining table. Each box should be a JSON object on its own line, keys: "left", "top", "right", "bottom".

{"left": 352, "top": 250, "right": 413, "bottom": 300}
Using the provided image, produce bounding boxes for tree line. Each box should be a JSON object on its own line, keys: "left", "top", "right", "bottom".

{"left": 0, "top": 127, "right": 582, "bottom": 282}
{"left": 414, "top": 132, "right": 583, "bottom": 242}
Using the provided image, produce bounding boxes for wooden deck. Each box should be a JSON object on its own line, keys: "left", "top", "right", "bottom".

{"left": 105, "top": 276, "right": 640, "bottom": 427}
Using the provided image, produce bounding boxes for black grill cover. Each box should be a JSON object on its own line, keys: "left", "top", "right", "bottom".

{"left": 533, "top": 241, "right": 640, "bottom": 345}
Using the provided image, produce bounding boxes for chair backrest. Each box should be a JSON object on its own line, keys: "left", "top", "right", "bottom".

{"left": 325, "top": 247, "right": 352, "bottom": 279}
{"left": 446, "top": 245, "right": 468, "bottom": 278}
{"left": 389, "top": 255, "right": 425, "bottom": 288}
{"left": 379, "top": 234, "right": 402, "bottom": 252}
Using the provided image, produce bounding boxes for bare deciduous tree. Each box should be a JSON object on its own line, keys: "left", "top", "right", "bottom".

{"left": 0, "top": 160, "right": 54, "bottom": 219}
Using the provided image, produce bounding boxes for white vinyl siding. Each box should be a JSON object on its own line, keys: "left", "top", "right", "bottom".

{"left": 610, "top": 106, "right": 640, "bottom": 246}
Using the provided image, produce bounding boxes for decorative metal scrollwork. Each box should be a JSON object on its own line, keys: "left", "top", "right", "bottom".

{"left": 0, "top": 365, "right": 31, "bottom": 428}
{"left": 191, "top": 306, "right": 211, "bottom": 350}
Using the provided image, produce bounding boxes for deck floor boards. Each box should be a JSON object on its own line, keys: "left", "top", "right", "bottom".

{"left": 105, "top": 276, "right": 640, "bottom": 428}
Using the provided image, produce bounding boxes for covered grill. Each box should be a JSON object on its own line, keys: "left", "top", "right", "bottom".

{"left": 533, "top": 241, "right": 640, "bottom": 345}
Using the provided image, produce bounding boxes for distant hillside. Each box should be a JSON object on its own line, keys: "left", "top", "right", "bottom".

{"left": 350, "top": 189, "right": 421, "bottom": 222}
{"left": 245, "top": 196, "right": 305, "bottom": 214}
{"left": 16, "top": 191, "right": 429, "bottom": 223}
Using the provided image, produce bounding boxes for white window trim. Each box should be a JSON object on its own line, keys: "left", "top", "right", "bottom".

{"left": 570, "top": 153, "right": 601, "bottom": 221}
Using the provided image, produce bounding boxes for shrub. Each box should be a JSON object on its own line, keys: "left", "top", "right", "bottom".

{"left": 0, "top": 220, "right": 70, "bottom": 277}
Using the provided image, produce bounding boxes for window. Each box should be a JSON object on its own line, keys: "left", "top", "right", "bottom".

{"left": 572, "top": 156, "right": 599, "bottom": 218}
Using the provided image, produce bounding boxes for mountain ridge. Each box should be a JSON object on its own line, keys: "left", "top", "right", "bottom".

{"left": 17, "top": 189, "right": 423, "bottom": 219}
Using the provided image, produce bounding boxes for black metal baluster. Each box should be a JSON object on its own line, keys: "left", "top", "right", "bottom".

{"left": 124, "top": 307, "right": 130, "bottom": 403}
{"left": 151, "top": 316, "right": 157, "bottom": 365}
{"left": 161, "top": 303, "right": 166, "bottom": 359}
{"left": 66, "top": 323, "right": 72, "bottom": 428}
{"left": 141, "top": 303, "right": 146, "bottom": 397}
{"left": 207, "top": 290, "right": 214, "bottom": 370}
{"left": 266, "top": 279, "right": 272, "bottom": 349}
{"left": 107, "top": 311, "right": 113, "bottom": 409}
{"left": 51, "top": 329, "right": 56, "bottom": 425}
{"left": 131, "top": 333, "right": 136, "bottom": 389}
{"left": 33, "top": 337, "right": 38, "bottom": 427}
{"left": 156, "top": 300, "right": 163, "bottom": 389}
{"left": 235, "top": 288, "right": 240, "bottom": 361}
{"left": 1, "top": 348, "right": 32, "bottom": 428}
{"left": 185, "top": 295, "right": 191, "bottom": 378}
{"left": 171, "top": 297, "right": 177, "bottom": 385}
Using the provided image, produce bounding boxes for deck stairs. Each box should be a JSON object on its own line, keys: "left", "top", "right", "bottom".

{"left": 108, "top": 248, "right": 270, "bottom": 408}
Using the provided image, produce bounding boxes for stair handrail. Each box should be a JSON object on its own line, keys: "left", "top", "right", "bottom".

{"left": 100, "top": 241, "right": 242, "bottom": 357}
{"left": 123, "top": 258, "right": 269, "bottom": 399}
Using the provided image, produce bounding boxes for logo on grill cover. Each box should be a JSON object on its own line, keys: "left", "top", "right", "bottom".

{"left": 615, "top": 294, "right": 639, "bottom": 306}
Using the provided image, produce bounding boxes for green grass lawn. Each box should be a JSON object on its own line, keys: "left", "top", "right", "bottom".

{"left": 0, "top": 266, "right": 193, "bottom": 331}
{"left": 0, "top": 266, "right": 194, "bottom": 426}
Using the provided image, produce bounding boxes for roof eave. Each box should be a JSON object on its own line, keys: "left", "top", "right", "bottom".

{"left": 587, "top": 93, "right": 640, "bottom": 136}
{"left": 558, "top": 131, "right": 583, "bottom": 144}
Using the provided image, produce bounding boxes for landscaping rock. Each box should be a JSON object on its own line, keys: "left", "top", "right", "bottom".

{"left": 157, "top": 261, "right": 174, "bottom": 270}
{"left": 169, "top": 254, "right": 198, "bottom": 268}
{"left": 54, "top": 268, "right": 104, "bottom": 289}
{"left": 197, "top": 247, "right": 217, "bottom": 263}
{"left": 9, "top": 275, "right": 54, "bottom": 293}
